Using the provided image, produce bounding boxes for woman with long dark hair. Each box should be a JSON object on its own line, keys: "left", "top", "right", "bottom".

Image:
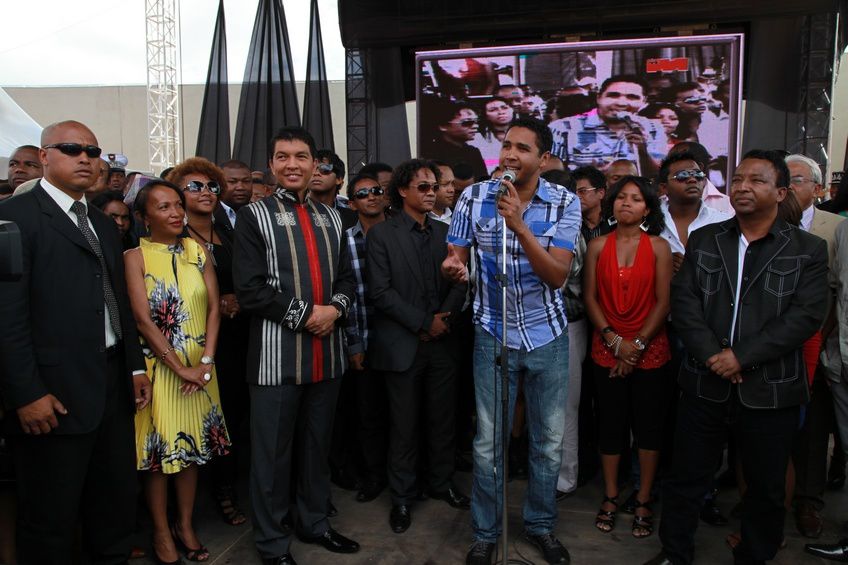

{"left": 584, "top": 176, "right": 672, "bottom": 539}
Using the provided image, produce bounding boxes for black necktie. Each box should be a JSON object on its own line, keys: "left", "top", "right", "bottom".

{"left": 70, "top": 201, "right": 123, "bottom": 340}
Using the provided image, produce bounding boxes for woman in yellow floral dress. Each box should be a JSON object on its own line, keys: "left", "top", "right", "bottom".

{"left": 125, "top": 180, "right": 230, "bottom": 564}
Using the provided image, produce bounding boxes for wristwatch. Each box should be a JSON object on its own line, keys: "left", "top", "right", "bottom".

{"left": 201, "top": 355, "right": 215, "bottom": 365}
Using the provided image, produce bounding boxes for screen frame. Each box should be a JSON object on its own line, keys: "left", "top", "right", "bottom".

{"left": 415, "top": 32, "right": 744, "bottom": 184}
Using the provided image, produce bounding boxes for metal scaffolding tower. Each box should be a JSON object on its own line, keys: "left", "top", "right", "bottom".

{"left": 345, "top": 48, "right": 372, "bottom": 173}
{"left": 145, "top": 0, "right": 181, "bottom": 175}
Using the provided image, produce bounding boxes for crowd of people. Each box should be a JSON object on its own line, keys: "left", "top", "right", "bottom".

{"left": 1, "top": 114, "right": 848, "bottom": 565}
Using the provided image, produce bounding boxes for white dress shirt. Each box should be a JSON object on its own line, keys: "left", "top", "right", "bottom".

{"left": 428, "top": 207, "right": 453, "bottom": 225}
{"left": 659, "top": 200, "right": 732, "bottom": 255}
{"left": 730, "top": 234, "right": 749, "bottom": 344}
{"left": 801, "top": 205, "right": 815, "bottom": 233}
{"left": 702, "top": 179, "right": 734, "bottom": 214}
{"left": 219, "top": 201, "right": 237, "bottom": 227}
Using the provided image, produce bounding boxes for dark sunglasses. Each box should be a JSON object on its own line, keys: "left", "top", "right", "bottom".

{"left": 316, "top": 163, "right": 335, "bottom": 174}
{"left": 451, "top": 119, "right": 478, "bottom": 128}
{"left": 352, "top": 186, "right": 385, "bottom": 199}
{"left": 414, "top": 182, "right": 439, "bottom": 193}
{"left": 672, "top": 170, "right": 706, "bottom": 181}
{"left": 682, "top": 96, "right": 707, "bottom": 104}
{"left": 184, "top": 180, "right": 221, "bottom": 194}
{"left": 42, "top": 143, "right": 102, "bottom": 158}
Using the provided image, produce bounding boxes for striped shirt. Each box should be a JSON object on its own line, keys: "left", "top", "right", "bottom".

{"left": 344, "top": 221, "right": 370, "bottom": 355}
{"left": 447, "top": 177, "right": 582, "bottom": 351}
{"left": 233, "top": 190, "right": 355, "bottom": 386}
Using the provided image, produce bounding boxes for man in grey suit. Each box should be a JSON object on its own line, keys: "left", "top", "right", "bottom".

{"left": 785, "top": 154, "right": 846, "bottom": 538}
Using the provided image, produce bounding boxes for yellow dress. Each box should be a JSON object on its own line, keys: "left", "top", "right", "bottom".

{"left": 134, "top": 237, "right": 230, "bottom": 474}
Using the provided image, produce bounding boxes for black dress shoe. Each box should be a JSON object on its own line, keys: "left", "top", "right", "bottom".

{"left": 642, "top": 552, "right": 673, "bottom": 565}
{"left": 556, "top": 489, "right": 575, "bottom": 502}
{"left": 430, "top": 487, "right": 470, "bottom": 508}
{"left": 262, "top": 555, "right": 298, "bottom": 565}
{"left": 390, "top": 504, "right": 411, "bottom": 533}
{"left": 523, "top": 532, "right": 570, "bottom": 564}
{"left": 805, "top": 538, "right": 848, "bottom": 562}
{"left": 700, "top": 497, "right": 728, "bottom": 526}
{"left": 356, "top": 480, "right": 385, "bottom": 503}
{"left": 298, "top": 528, "right": 360, "bottom": 554}
{"left": 466, "top": 541, "right": 495, "bottom": 565}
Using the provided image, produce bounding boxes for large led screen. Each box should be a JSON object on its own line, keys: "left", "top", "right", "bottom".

{"left": 416, "top": 34, "right": 743, "bottom": 190}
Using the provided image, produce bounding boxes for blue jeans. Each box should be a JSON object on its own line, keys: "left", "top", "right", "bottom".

{"left": 470, "top": 326, "right": 569, "bottom": 542}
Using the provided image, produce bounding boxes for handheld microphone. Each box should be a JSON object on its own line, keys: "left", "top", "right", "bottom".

{"left": 495, "top": 169, "right": 517, "bottom": 203}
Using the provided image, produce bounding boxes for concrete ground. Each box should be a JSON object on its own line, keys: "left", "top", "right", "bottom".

{"left": 132, "top": 463, "right": 848, "bottom": 565}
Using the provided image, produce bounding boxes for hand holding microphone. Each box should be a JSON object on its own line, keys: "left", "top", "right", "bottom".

{"left": 495, "top": 169, "right": 524, "bottom": 232}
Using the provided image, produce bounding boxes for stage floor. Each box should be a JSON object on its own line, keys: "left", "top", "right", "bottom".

{"left": 131, "top": 461, "right": 848, "bottom": 564}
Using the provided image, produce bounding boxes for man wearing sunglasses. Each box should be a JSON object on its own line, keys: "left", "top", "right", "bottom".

{"left": 342, "top": 172, "right": 389, "bottom": 504}
{"left": 0, "top": 120, "right": 148, "bottom": 564}
{"left": 310, "top": 150, "right": 357, "bottom": 232}
{"left": 669, "top": 82, "right": 728, "bottom": 162}
{"left": 658, "top": 152, "right": 732, "bottom": 274}
{"left": 366, "top": 159, "right": 469, "bottom": 536}
{"left": 421, "top": 99, "right": 487, "bottom": 180}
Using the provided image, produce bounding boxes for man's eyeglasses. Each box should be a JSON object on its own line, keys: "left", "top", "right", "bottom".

{"left": 790, "top": 176, "right": 813, "bottom": 185}
{"left": 42, "top": 143, "right": 102, "bottom": 159}
{"left": 316, "top": 163, "right": 335, "bottom": 174}
{"left": 352, "top": 186, "right": 384, "bottom": 199}
{"left": 184, "top": 180, "right": 221, "bottom": 195}
{"left": 576, "top": 187, "right": 598, "bottom": 196}
{"left": 450, "top": 119, "right": 478, "bottom": 128}
{"left": 414, "top": 182, "right": 439, "bottom": 193}
{"left": 672, "top": 170, "right": 706, "bottom": 182}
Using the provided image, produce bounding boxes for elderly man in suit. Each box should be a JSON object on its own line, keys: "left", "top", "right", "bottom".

{"left": 366, "top": 159, "right": 469, "bottom": 535}
{"left": 784, "top": 153, "right": 845, "bottom": 538}
{"left": 0, "top": 120, "right": 149, "bottom": 564}
{"left": 645, "top": 150, "right": 828, "bottom": 565}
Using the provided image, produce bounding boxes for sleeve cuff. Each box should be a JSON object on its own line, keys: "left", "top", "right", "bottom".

{"left": 283, "top": 298, "right": 311, "bottom": 331}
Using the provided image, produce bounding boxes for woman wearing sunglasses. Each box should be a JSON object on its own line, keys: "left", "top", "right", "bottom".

{"left": 165, "top": 158, "right": 251, "bottom": 530}
{"left": 125, "top": 179, "right": 231, "bottom": 564}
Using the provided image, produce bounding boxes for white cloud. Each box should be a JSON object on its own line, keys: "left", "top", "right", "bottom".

{"left": 0, "top": 0, "right": 345, "bottom": 87}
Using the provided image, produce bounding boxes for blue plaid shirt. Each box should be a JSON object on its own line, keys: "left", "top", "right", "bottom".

{"left": 447, "top": 177, "right": 582, "bottom": 351}
{"left": 344, "top": 222, "right": 370, "bottom": 355}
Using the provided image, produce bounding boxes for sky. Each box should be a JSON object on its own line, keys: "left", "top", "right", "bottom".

{"left": 0, "top": 0, "right": 346, "bottom": 87}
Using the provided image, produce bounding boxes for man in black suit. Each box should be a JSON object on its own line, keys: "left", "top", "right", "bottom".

{"left": 216, "top": 159, "right": 253, "bottom": 231}
{"left": 644, "top": 150, "right": 829, "bottom": 565}
{"left": 366, "top": 159, "right": 469, "bottom": 534}
{"left": 0, "top": 120, "right": 149, "bottom": 564}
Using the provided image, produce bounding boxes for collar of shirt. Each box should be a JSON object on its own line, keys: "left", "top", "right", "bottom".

{"left": 429, "top": 207, "right": 453, "bottom": 222}
{"left": 660, "top": 200, "right": 732, "bottom": 254}
{"left": 219, "top": 200, "right": 236, "bottom": 219}
{"left": 348, "top": 220, "right": 365, "bottom": 238}
{"left": 276, "top": 189, "right": 306, "bottom": 204}
{"left": 400, "top": 209, "right": 431, "bottom": 232}
{"left": 41, "top": 176, "right": 88, "bottom": 221}
{"left": 801, "top": 204, "right": 815, "bottom": 232}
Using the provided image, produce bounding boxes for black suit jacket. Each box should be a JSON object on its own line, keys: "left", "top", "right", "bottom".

{"left": 0, "top": 184, "right": 145, "bottom": 434}
{"left": 213, "top": 203, "right": 235, "bottom": 235}
{"left": 365, "top": 213, "right": 467, "bottom": 372}
{"left": 671, "top": 217, "right": 828, "bottom": 409}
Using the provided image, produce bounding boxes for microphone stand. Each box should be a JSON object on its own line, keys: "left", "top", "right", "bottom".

{"left": 495, "top": 212, "right": 510, "bottom": 565}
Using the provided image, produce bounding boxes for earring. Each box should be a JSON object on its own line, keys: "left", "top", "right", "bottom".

{"left": 639, "top": 217, "right": 650, "bottom": 232}
{"left": 183, "top": 215, "right": 188, "bottom": 226}
{"left": 607, "top": 216, "right": 618, "bottom": 227}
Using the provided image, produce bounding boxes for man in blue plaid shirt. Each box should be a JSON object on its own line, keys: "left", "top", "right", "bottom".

{"left": 443, "top": 118, "right": 581, "bottom": 565}
{"left": 343, "top": 171, "right": 390, "bottom": 503}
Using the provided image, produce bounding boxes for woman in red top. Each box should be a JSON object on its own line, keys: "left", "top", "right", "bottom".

{"left": 584, "top": 175, "right": 672, "bottom": 539}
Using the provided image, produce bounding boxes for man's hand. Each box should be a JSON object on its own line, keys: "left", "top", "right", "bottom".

{"left": 441, "top": 244, "right": 468, "bottom": 283}
{"left": 17, "top": 394, "right": 67, "bottom": 434}
{"left": 427, "top": 312, "right": 452, "bottom": 339}
{"left": 624, "top": 122, "right": 647, "bottom": 147}
{"left": 349, "top": 353, "right": 365, "bottom": 371}
{"left": 706, "top": 349, "right": 743, "bottom": 383}
{"left": 220, "top": 293, "right": 240, "bottom": 319}
{"left": 672, "top": 252, "right": 684, "bottom": 274}
{"left": 496, "top": 180, "right": 528, "bottom": 233}
{"left": 305, "top": 305, "right": 339, "bottom": 337}
{"left": 133, "top": 374, "right": 152, "bottom": 411}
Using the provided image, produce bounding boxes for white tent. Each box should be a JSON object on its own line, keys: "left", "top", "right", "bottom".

{"left": 0, "top": 88, "right": 42, "bottom": 159}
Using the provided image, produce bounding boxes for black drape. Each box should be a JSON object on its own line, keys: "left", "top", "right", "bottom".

{"left": 195, "top": 0, "right": 231, "bottom": 165}
{"left": 233, "top": 0, "right": 301, "bottom": 171}
{"left": 303, "top": 0, "right": 334, "bottom": 151}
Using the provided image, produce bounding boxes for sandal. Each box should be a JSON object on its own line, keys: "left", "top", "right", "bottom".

{"left": 171, "top": 524, "right": 209, "bottom": 562}
{"left": 632, "top": 499, "right": 654, "bottom": 538}
{"left": 214, "top": 484, "right": 247, "bottom": 526}
{"left": 595, "top": 495, "right": 619, "bottom": 533}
